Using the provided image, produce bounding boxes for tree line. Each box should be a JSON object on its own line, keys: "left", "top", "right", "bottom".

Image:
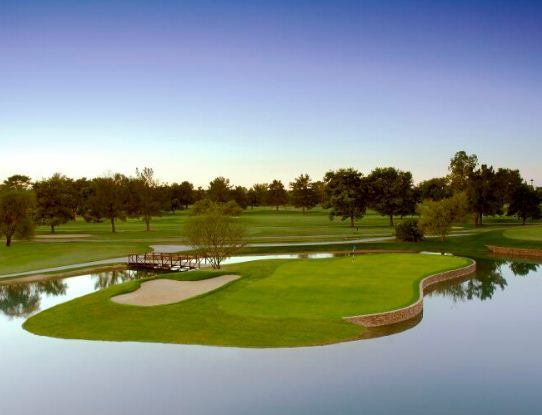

{"left": 0, "top": 151, "right": 541, "bottom": 246}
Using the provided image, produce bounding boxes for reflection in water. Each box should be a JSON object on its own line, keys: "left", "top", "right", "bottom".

{"left": 428, "top": 259, "right": 540, "bottom": 302}
{"left": 92, "top": 269, "right": 158, "bottom": 290}
{"left": 0, "top": 280, "right": 67, "bottom": 319}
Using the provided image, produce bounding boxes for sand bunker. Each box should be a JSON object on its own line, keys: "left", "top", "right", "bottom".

{"left": 111, "top": 274, "right": 240, "bottom": 306}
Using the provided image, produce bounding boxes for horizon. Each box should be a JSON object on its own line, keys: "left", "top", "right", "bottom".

{"left": 2, "top": 0, "right": 541, "bottom": 186}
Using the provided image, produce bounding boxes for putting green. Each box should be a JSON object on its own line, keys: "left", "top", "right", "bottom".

{"left": 504, "top": 225, "right": 542, "bottom": 242}
{"left": 24, "top": 254, "right": 472, "bottom": 348}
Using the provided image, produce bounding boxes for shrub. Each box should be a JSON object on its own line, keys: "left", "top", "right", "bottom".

{"left": 395, "top": 219, "right": 424, "bottom": 242}
{"left": 191, "top": 199, "right": 243, "bottom": 216}
{"left": 222, "top": 200, "right": 243, "bottom": 216}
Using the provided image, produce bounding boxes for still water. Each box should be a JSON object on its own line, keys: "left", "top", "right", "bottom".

{"left": 1, "top": 256, "right": 541, "bottom": 414}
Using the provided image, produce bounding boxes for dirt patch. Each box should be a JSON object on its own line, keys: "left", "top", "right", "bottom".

{"left": 111, "top": 274, "right": 240, "bottom": 306}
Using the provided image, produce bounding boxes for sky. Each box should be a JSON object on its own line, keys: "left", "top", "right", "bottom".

{"left": 1, "top": 0, "right": 541, "bottom": 187}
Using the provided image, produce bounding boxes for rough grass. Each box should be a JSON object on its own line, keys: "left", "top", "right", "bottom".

{"left": 24, "top": 254, "right": 471, "bottom": 348}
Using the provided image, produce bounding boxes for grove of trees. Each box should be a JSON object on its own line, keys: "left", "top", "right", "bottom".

{"left": 0, "top": 150, "right": 540, "bottom": 246}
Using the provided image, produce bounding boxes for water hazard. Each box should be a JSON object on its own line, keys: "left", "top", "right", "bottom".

{"left": 1, "top": 255, "right": 541, "bottom": 414}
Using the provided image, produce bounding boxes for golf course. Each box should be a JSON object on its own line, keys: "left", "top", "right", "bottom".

{"left": 24, "top": 253, "right": 473, "bottom": 347}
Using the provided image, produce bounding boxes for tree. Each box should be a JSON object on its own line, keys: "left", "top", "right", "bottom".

{"left": 267, "top": 180, "right": 288, "bottom": 211}
{"left": 0, "top": 188, "right": 36, "bottom": 247}
{"left": 176, "top": 181, "right": 195, "bottom": 209}
{"left": 466, "top": 164, "right": 501, "bottom": 226}
{"left": 395, "top": 218, "right": 424, "bottom": 242}
{"left": 84, "top": 174, "right": 129, "bottom": 232}
{"left": 417, "top": 177, "right": 452, "bottom": 201}
{"left": 247, "top": 183, "right": 268, "bottom": 208}
{"left": 207, "top": 177, "right": 232, "bottom": 203}
{"left": 289, "top": 174, "right": 319, "bottom": 214}
{"left": 418, "top": 193, "right": 468, "bottom": 241}
{"left": 507, "top": 183, "right": 541, "bottom": 225}
{"left": 184, "top": 211, "right": 246, "bottom": 269}
{"left": 495, "top": 168, "right": 523, "bottom": 207}
{"left": 367, "top": 167, "right": 415, "bottom": 226}
{"left": 33, "top": 173, "right": 74, "bottom": 233}
{"left": 231, "top": 186, "right": 248, "bottom": 209}
{"left": 130, "top": 167, "right": 161, "bottom": 231}
{"left": 2, "top": 175, "right": 32, "bottom": 191}
{"left": 323, "top": 168, "right": 367, "bottom": 227}
{"left": 449, "top": 150, "right": 478, "bottom": 191}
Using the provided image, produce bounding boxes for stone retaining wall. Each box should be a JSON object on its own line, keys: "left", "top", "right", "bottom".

{"left": 486, "top": 245, "right": 542, "bottom": 259}
{"left": 344, "top": 261, "right": 476, "bottom": 328}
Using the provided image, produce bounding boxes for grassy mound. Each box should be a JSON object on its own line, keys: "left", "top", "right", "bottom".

{"left": 24, "top": 254, "right": 471, "bottom": 348}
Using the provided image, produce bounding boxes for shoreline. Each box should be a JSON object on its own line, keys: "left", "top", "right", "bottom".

{"left": 344, "top": 260, "right": 477, "bottom": 327}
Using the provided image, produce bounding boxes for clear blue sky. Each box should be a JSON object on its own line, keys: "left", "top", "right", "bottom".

{"left": 1, "top": 0, "right": 541, "bottom": 186}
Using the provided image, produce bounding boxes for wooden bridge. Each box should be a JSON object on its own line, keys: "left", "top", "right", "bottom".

{"left": 128, "top": 253, "right": 201, "bottom": 272}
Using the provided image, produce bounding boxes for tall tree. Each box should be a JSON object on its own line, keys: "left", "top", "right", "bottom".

{"left": 416, "top": 177, "right": 452, "bottom": 201}
{"left": 131, "top": 167, "right": 161, "bottom": 231}
{"left": 231, "top": 186, "right": 248, "bottom": 209}
{"left": 0, "top": 188, "right": 36, "bottom": 247}
{"left": 267, "top": 180, "right": 288, "bottom": 211}
{"left": 207, "top": 177, "right": 232, "bottom": 203}
{"left": 2, "top": 175, "right": 32, "bottom": 191}
{"left": 367, "top": 167, "right": 415, "bottom": 226}
{"left": 495, "top": 168, "right": 523, "bottom": 207}
{"left": 449, "top": 151, "right": 478, "bottom": 192}
{"left": 507, "top": 183, "right": 541, "bottom": 225}
{"left": 247, "top": 183, "right": 268, "bottom": 208}
{"left": 466, "top": 164, "right": 501, "bottom": 226}
{"left": 84, "top": 174, "right": 129, "bottom": 232}
{"left": 33, "top": 173, "right": 75, "bottom": 233}
{"left": 323, "top": 168, "right": 367, "bottom": 227}
{"left": 290, "top": 174, "right": 319, "bottom": 214}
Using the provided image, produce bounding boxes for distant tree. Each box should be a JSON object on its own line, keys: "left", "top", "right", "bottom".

{"left": 418, "top": 193, "right": 468, "bottom": 241}
{"left": 507, "top": 183, "right": 541, "bottom": 225}
{"left": 184, "top": 211, "right": 246, "bottom": 269}
{"left": 231, "top": 186, "right": 248, "bottom": 209}
{"left": 0, "top": 188, "right": 36, "bottom": 247}
{"left": 367, "top": 167, "right": 415, "bottom": 226}
{"left": 495, "top": 168, "right": 523, "bottom": 207}
{"left": 84, "top": 174, "right": 129, "bottom": 233}
{"left": 247, "top": 183, "right": 268, "bottom": 208}
{"left": 417, "top": 177, "right": 452, "bottom": 201}
{"left": 192, "top": 199, "right": 242, "bottom": 216}
{"left": 178, "top": 181, "right": 195, "bottom": 209}
{"left": 289, "top": 174, "right": 319, "bottom": 214}
{"left": 207, "top": 177, "right": 232, "bottom": 203}
{"left": 449, "top": 150, "right": 478, "bottom": 192}
{"left": 267, "top": 180, "right": 288, "bottom": 211}
{"left": 312, "top": 180, "right": 326, "bottom": 206}
{"left": 131, "top": 167, "right": 162, "bottom": 231}
{"left": 323, "top": 168, "right": 367, "bottom": 227}
{"left": 33, "top": 173, "right": 74, "bottom": 233}
{"left": 2, "top": 175, "right": 32, "bottom": 191}
{"left": 193, "top": 186, "right": 206, "bottom": 202}
{"left": 466, "top": 164, "right": 501, "bottom": 226}
{"left": 71, "top": 177, "right": 92, "bottom": 218}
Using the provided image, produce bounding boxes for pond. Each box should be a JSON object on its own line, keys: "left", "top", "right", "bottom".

{"left": 1, "top": 255, "right": 541, "bottom": 414}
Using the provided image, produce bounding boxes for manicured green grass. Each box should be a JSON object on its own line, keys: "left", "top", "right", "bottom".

{"left": 503, "top": 225, "right": 542, "bottom": 242}
{"left": 24, "top": 254, "right": 471, "bottom": 348}
{"left": 0, "top": 241, "right": 149, "bottom": 275}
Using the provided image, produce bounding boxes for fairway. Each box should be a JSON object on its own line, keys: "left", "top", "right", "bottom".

{"left": 24, "top": 254, "right": 472, "bottom": 347}
{"left": 504, "top": 225, "right": 542, "bottom": 242}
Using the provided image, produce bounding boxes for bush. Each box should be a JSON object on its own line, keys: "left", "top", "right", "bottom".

{"left": 395, "top": 219, "right": 424, "bottom": 242}
{"left": 222, "top": 200, "right": 243, "bottom": 216}
{"left": 191, "top": 199, "right": 243, "bottom": 216}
